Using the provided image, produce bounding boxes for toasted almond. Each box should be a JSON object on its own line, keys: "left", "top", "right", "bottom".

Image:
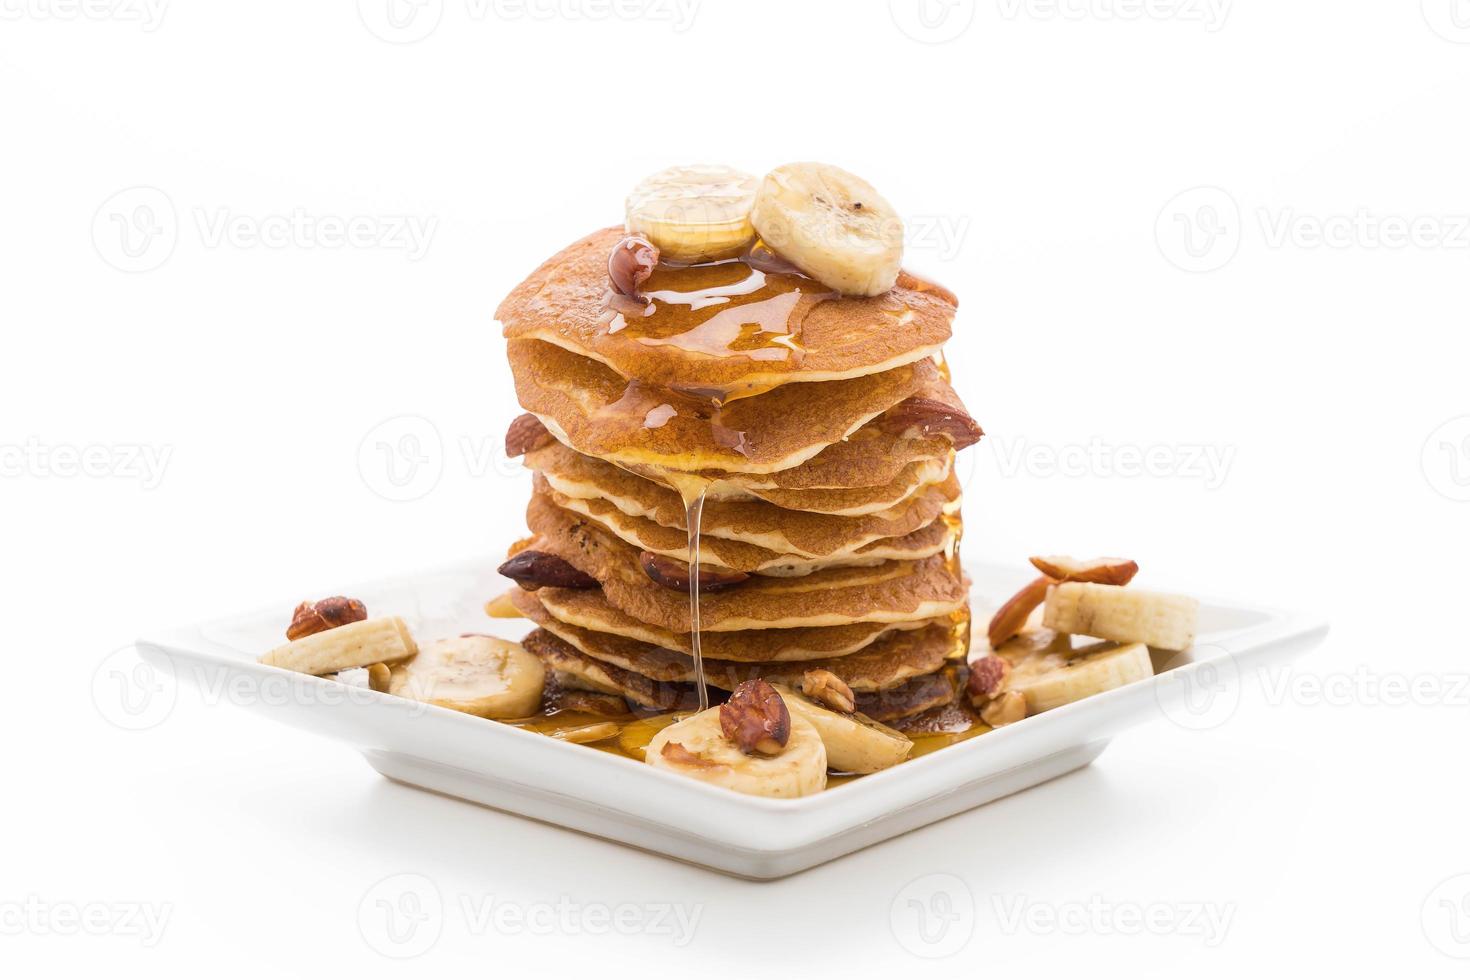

{"left": 1029, "top": 555, "right": 1139, "bottom": 587}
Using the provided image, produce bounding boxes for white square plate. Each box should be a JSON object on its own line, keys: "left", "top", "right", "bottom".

{"left": 136, "top": 560, "right": 1327, "bottom": 880}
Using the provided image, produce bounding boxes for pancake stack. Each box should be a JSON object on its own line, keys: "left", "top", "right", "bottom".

{"left": 492, "top": 169, "right": 983, "bottom": 735}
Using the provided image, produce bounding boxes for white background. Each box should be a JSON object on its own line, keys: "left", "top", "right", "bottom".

{"left": 3, "top": 0, "right": 1468, "bottom": 975}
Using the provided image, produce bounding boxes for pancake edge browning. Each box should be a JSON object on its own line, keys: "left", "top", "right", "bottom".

{"left": 496, "top": 227, "right": 957, "bottom": 393}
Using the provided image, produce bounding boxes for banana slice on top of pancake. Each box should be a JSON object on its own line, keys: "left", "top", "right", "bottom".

{"left": 625, "top": 164, "right": 759, "bottom": 264}
{"left": 751, "top": 162, "right": 905, "bottom": 297}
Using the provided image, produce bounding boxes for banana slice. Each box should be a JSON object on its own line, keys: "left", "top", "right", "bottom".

{"left": 646, "top": 707, "right": 826, "bottom": 798}
{"left": 334, "top": 662, "right": 392, "bottom": 692}
{"left": 484, "top": 592, "right": 522, "bottom": 619}
{"left": 750, "top": 162, "right": 904, "bottom": 296}
{"left": 993, "top": 634, "right": 1153, "bottom": 714}
{"left": 772, "top": 685, "right": 911, "bottom": 774}
{"left": 625, "top": 164, "right": 758, "bottom": 263}
{"left": 389, "top": 635, "right": 545, "bottom": 719}
{"left": 260, "top": 617, "right": 417, "bottom": 675}
{"left": 1043, "top": 582, "right": 1199, "bottom": 651}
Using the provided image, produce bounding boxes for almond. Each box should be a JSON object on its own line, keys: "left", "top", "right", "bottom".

{"left": 980, "top": 690, "right": 1027, "bottom": 728}
{"left": 639, "top": 552, "right": 749, "bottom": 593}
{"left": 497, "top": 550, "right": 599, "bottom": 591}
{"left": 286, "top": 597, "right": 367, "bottom": 641}
{"left": 607, "top": 235, "right": 659, "bottom": 302}
{"left": 965, "top": 656, "right": 1010, "bottom": 704}
{"left": 877, "top": 397, "right": 983, "bottom": 450}
{"left": 986, "top": 575, "right": 1055, "bottom": 649}
{"left": 1029, "top": 555, "right": 1139, "bottom": 587}
{"left": 720, "top": 679, "right": 791, "bottom": 756}
{"left": 800, "top": 669, "right": 856, "bottom": 714}
{"left": 504, "top": 413, "right": 555, "bottom": 458}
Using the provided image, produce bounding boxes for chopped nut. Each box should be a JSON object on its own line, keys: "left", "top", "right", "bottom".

{"left": 286, "top": 596, "right": 367, "bottom": 641}
{"left": 607, "top": 235, "right": 659, "bottom": 302}
{"left": 980, "top": 690, "right": 1027, "bottom": 728}
{"left": 660, "top": 741, "right": 724, "bottom": 769}
{"left": 366, "top": 662, "right": 392, "bottom": 693}
{"left": 639, "top": 552, "right": 749, "bottom": 593}
{"left": 719, "top": 679, "right": 791, "bottom": 756}
{"left": 505, "top": 413, "right": 555, "bottom": 458}
{"left": 986, "top": 575, "right": 1055, "bottom": 649}
{"left": 800, "top": 669, "right": 856, "bottom": 714}
{"left": 497, "top": 550, "right": 599, "bottom": 591}
{"left": 965, "top": 656, "right": 1010, "bottom": 704}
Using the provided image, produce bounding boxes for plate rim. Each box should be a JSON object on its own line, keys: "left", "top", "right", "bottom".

{"left": 133, "top": 558, "right": 1329, "bottom": 849}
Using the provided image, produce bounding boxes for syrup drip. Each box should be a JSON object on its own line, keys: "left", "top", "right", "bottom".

{"left": 662, "top": 471, "right": 716, "bottom": 712}
{"left": 940, "top": 469, "right": 970, "bottom": 660}
{"left": 684, "top": 488, "right": 710, "bottom": 712}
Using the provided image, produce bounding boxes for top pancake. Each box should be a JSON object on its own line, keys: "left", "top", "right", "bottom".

{"left": 496, "top": 227, "right": 958, "bottom": 396}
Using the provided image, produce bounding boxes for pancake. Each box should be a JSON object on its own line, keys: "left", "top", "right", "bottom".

{"left": 887, "top": 699, "right": 984, "bottom": 736}
{"left": 515, "top": 593, "right": 956, "bottom": 691}
{"left": 853, "top": 672, "right": 956, "bottom": 722}
{"left": 514, "top": 590, "right": 694, "bottom": 682}
{"left": 496, "top": 227, "right": 957, "bottom": 397}
{"left": 623, "top": 419, "right": 960, "bottom": 498}
{"left": 740, "top": 455, "right": 954, "bottom": 516}
{"left": 509, "top": 338, "right": 935, "bottom": 475}
{"left": 705, "top": 625, "right": 951, "bottom": 691}
{"left": 543, "top": 484, "right": 956, "bottom": 576}
{"left": 516, "top": 587, "right": 938, "bottom": 662}
{"left": 527, "top": 441, "right": 960, "bottom": 557}
{"left": 522, "top": 628, "right": 695, "bottom": 711}
{"left": 521, "top": 493, "right": 968, "bottom": 632}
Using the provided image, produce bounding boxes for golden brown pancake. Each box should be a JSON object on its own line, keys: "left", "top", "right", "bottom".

{"left": 496, "top": 227, "right": 957, "bottom": 396}
{"left": 887, "top": 699, "right": 984, "bottom": 736}
{"left": 740, "top": 455, "right": 954, "bottom": 515}
{"left": 508, "top": 338, "right": 935, "bottom": 475}
{"left": 853, "top": 672, "right": 956, "bottom": 722}
{"left": 703, "top": 626, "right": 950, "bottom": 692}
{"left": 522, "top": 629, "right": 694, "bottom": 710}
{"left": 543, "top": 487, "right": 956, "bottom": 575}
{"left": 515, "top": 593, "right": 955, "bottom": 691}
{"left": 515, "top": 587, "right": 937, "bottom": 662}
{"left": 527, "top": 441, "right": 960, "bottom": 557}
{"left": 521, "top": 493, "right": 968, "bottom": 632}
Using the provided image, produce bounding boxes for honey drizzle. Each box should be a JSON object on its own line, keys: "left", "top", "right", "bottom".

{"left": 684, "top": 485, "right": 710, "bottom": 712}
{"left": 659, "top": 469, "right": 717, "bottom": 712}
{"left": 605, "top": 256, "right": 837, "bottom": 402}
